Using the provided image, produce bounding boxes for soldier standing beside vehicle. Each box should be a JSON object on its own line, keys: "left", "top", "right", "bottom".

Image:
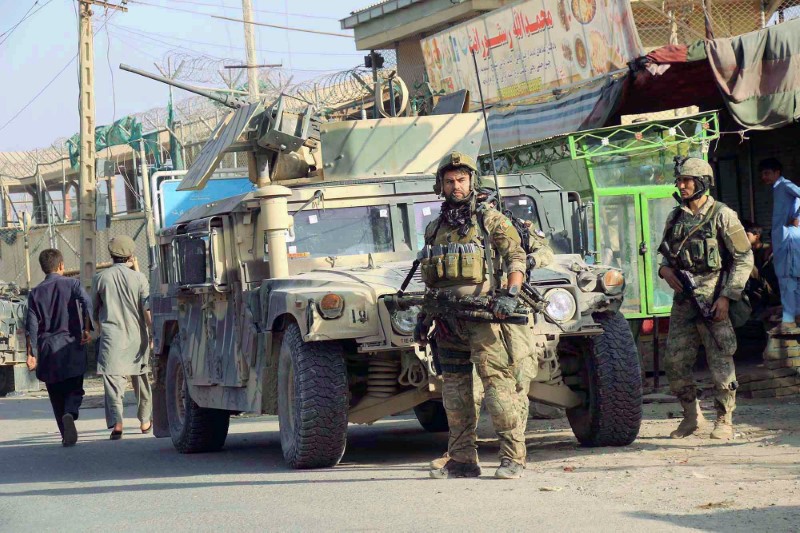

{"left": 91, "top": 236, "right": 153, "bottom": 440}
{"left": 415, "top": 152, "right": 532, "bottom": 479}
{"left": 428, "top": 179, "right": 553, "bottom": 471}
{"left": 658, "top": 157, "right": 753, "bottom": 440}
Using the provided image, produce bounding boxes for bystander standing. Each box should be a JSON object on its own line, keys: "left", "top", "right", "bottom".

{"left": 91, "top": 236, "right": 153, "bottom": 440}
{"left": 743, "top": 221, "right": 779, "bottom": 314}
{"left": 759, "top": 158, "right": 800, "bottom": 333}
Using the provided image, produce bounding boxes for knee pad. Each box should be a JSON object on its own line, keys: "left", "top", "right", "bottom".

{"left": 483, "top": 388, "right": 516, "bottom": 431}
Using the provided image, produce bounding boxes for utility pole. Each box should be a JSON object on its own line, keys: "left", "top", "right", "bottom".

{"left": 138, "top": 138, "right": 156, "bottom": 269}
{"left": 78, "top": 0, "right": 126, "bottom": 289}
{"left": 242, "top": 0, "right": 260, "bottom": 100}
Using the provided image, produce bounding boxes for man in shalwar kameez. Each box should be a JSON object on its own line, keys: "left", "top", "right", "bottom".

{"left": 91, "top": 236, "right": 153, "bottom": 439}
{"left": 760, "top": 158, "right": 800, "bottom": 333}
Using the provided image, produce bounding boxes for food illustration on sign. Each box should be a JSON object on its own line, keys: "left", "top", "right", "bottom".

{"left": 561, "top": 40, "right": 573, "bottom": 62}
{"left": 574, "top": 36, "right": 588, "bottom": 68}
{"left": 589, "top": 30, "right": 609, "bottom": 74}
{"left": 558, "top": 0, "right": 571, "bottom": 30}
{"left": 572, "top": 0, "right": 597, "bottom": 24}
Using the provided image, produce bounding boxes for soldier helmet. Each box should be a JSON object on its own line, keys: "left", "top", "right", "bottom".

{"left": 434, "top": 151, "right": 478, "bottom": 196}
{"left": 674, "top": 156, "right": 714, "bottom": 201}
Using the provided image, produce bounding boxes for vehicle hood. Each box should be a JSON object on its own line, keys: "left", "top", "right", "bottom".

{"left": 289, "top": 260, "right": 423, "bottom": 296}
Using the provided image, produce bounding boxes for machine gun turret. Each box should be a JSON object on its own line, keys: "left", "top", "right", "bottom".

{"left": 120, "top": 63, "right": 321, "bottom": 189}
{"left": 120, "top": 64, "right": 248, "bottom": 109}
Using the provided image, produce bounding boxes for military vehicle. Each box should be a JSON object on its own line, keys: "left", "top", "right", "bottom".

{"left": 0, "top": 283, "right": 34, "bottom": 396}
{"left": 129, "top": 66, "right": 642, "bottom": 469}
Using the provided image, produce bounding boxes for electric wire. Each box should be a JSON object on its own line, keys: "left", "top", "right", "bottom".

{"left": 0, "top": 0, "right": 56, "bottom": 46}
{"left": 0, "top": 8, "right": 120, "bottom": 135}
{"left": 154, "top": 0, "right": 339, "bottom": 20}
{"left": 126, "top": 0, "right": 352, "bottom": 37}
{"left": 109, "top": 23, "right": 361, "bottom": 56}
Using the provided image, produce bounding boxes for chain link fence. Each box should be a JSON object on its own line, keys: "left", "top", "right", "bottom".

{"left": 0, "top": 216, "right": 149, "bottom": 289}
{"left": 634, "top": 0, "right": 800, "bottom": 51}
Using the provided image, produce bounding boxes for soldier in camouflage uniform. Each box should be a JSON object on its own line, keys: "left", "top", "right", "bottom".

{"left": 658, "top": 158, "right": 753, "bottom": 440}
{"left": 415, "top": 152, "right": 532, "bottom": 479}
{"left": 428, "top": 179, "right": 554, "bottom": 471}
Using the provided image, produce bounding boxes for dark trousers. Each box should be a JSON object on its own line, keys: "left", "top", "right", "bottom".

{"left": 46, "top": 375, "right": 85, "bottom": 437}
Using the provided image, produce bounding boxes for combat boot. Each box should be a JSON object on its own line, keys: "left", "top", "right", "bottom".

{"left": 429, "top": 459, "right": 481, "bottom": 479}
{"left": 669, "top": 399, "right": 705, "bottom": 439}
{"left": 429, "top": 452, "right": 449, "bottom": 470}
{"left": 710, "top": 412, "right": 734, "bottom": 440}
{"left": 494, "top": 458, "right": 524, "bottom": 479}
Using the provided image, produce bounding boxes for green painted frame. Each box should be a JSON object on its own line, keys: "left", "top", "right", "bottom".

{"left": 480, "top": 111, "right": 721, "bottom": 319}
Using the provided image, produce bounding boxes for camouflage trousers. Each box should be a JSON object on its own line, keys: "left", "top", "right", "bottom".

{"left": 664, "top": 299, "right": 737, "bottom": 414}
{"left": 436, "top": 320, "right": 535, "bottom": 464}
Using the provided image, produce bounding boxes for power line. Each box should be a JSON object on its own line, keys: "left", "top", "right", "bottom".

{"left": 212, "top": 14, "right": 353, "bottom": 38}
{"left": 105, "top": 23, "right": 117, "bottom": 127}
{"left": 107, "top": 26, "right": 357, "bottom": 73}
{"left": 0, "top": 0, "right": 56, "bottom": 46}
{"left": 109, "top": 22, "right": 361, "bottom": 56}
{"left": 0, "top": 57, "right": 77, "bottom": 134}
{"left": 0, "top": 10, "right": 119, "bottom": 135}
{"left": 159, "top": 0, "right": 339, "bottom": 20}
{"left": 126, "top": 0, "right": 353, "bottom": 38}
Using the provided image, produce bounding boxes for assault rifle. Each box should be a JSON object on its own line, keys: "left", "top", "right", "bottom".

{"left": 389, "top": 290, "right": 527, "bottom": 324}
{"left": 673, "top": 269, "right": 722, "bottom": 349}
{"left": 389, "top": 282, "right": 552, "bottom": 325}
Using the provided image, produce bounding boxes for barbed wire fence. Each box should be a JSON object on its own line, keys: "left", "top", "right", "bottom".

{"left": 634, "top": 0, "right": 800, "bottom": 51}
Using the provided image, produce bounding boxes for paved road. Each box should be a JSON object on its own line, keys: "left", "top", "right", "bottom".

{"left": 1, "top": 392, "right": 798, "bottom": 532}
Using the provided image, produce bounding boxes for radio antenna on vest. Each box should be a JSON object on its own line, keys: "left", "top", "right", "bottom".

{"left": 471, "top": 50, "right": 501, "bottom": 203}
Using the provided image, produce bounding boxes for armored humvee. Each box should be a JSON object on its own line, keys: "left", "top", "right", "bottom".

{"left": 147, "top": 98, "right": 642, "bottom": 468}
{"left": 0, "top": 283, "right": 33, "bottom": 396}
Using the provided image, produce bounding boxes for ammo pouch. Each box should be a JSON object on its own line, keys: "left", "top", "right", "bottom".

{"left": 729, "top": 293, "right": 752, "bottom": 329}
{"left": 418, "top": 243, "right": 486, "bottom": 286}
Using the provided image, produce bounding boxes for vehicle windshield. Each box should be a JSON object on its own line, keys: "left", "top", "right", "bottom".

{"left": 289, "top": 205, "right": 394, "bottom": 257}
{"left": 413, "top": 195, "right": 544, "bottom": 249}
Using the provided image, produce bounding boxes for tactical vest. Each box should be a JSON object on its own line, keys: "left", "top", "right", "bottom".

{"left": 661, "top": 202, "right": 725, "bottom": 275}
{"left": 419, "top": 215, "right": 491, "bottom": 290}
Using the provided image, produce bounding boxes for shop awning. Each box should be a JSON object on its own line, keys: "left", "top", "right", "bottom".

{"left": 616, "top": 19, "right": 800, "bottom": 129}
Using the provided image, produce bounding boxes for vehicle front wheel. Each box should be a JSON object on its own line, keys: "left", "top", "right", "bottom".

{"left": 278, "top": 322, "right": 348, "bottom": 469}
{"left": 566, "top": 311, "right": 642, "bottom": 447}
{"left": 413, "top": 400, "right": 449, "bottom": 432}
{"left": 165, "top": 340, "right": 230, "bottom": 453}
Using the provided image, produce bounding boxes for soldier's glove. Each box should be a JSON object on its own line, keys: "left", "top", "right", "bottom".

{"left": 413, "top": 314, "right": 429, "bottom": 344}
{"left": 526, "top": 254, "right": 537, "bottom": 270}
{"left": 492, "top": 290, "right": 519, "bottom": 317}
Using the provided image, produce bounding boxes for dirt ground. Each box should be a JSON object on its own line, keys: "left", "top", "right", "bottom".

{"left": 3, "top": 382, "right": 800, "bottom": 531}
{"left": 488, "top": 395, "right": 800, "bottom": 530}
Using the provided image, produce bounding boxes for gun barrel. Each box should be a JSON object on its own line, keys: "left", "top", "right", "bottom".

{"left": 119, "top": 63, "right": 245, "bottom": 109}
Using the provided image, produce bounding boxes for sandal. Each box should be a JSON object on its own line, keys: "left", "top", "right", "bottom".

{"left": 110, "top": 429, "right": 123, "bottom": 440}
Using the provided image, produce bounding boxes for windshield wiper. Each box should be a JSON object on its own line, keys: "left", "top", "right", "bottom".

{"left": 292, "top": 190, "right": 324, "bottom": 218}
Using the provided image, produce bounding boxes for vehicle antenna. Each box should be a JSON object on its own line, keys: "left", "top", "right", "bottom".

{"left": 470, "top": 50, "right": 501, "bottom": 203}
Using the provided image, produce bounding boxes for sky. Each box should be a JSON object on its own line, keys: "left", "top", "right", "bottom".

{"left": 0, "top": 0, "right": 372, "bottom": 151}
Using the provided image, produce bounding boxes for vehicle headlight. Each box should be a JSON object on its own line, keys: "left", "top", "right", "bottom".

{"left": 599, "top": 269, "right": 625, "bottom": 295}
{"left": 545, "top": 288, "right": 577, "bottom": 323}
{"left": 391, "top": 305, "right": 421, "bottom": 336}
{"left": 317, "top": 293, "right": 345, "bottom": 319}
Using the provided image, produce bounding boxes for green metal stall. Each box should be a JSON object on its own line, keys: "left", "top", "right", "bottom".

{"left": 480, "top": 112, "right": 721, "bottom": 320}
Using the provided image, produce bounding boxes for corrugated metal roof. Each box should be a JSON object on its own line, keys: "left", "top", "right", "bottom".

{"left": 340, "top": 0, "right": 424, "bottom": 29}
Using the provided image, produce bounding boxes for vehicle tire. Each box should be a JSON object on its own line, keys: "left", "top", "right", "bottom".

{"left": 413, "top": 400, "right": 449, "bottom": 432}
{"left": 566, "top": 311, "right": 642, "bottom": 447}
{"left": 0, "top": 366, "right": 12, "bottom": 397}
{"left": 278, "top": 322, "right": 348, "bottom": 469}
{"left": 165, "top": 340, "right": 230, "bottom": 453}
